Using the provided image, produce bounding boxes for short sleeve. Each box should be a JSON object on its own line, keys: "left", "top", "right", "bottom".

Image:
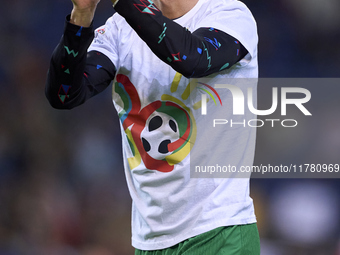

{"left": 195, "top": 0, "right": 258, "bottom": 65}
{"left": 88, "top": 15, "right": 120, "bottom": 69}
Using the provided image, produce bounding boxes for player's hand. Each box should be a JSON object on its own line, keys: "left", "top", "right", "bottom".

{"left": 70, "top": 0, "right": 101, "bottom": 27}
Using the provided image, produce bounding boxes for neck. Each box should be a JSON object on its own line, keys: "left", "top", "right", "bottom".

{"left": 153, "top": 0, "right": 199, "bottom": 19}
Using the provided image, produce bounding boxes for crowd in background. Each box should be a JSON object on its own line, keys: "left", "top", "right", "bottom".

{"left": 0, "top": 0, "right": 339, "bottom": 254}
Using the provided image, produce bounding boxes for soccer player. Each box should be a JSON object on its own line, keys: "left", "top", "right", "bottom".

{"left": 46, "top": 0, "right": 260, "bottom": 253}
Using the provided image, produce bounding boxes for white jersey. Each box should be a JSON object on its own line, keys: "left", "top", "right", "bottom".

{"left": 89, "top": 0, "right": 258, "bottom": 250}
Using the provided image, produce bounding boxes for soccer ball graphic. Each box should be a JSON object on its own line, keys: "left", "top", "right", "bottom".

{"left": 141, "top": 112, "right": 180, "bottom": 160}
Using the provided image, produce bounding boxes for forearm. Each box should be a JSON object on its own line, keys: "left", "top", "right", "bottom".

{"left": 46, "top": 17, "right": 94, "bottom": 109}
{"left": 114, "top": 0, "right": 247, "bottom": 78}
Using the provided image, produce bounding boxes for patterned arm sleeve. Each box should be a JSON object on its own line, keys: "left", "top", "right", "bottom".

{"left": 45, "top": 16, "right": 116, "bottom": 109}
{"left": 114, "top": 0, "right": 248, "bottom": 78}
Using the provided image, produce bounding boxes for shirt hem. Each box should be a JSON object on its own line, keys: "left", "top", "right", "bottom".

{"left": 131, "top": 216, "right": 257, "bottom": 251}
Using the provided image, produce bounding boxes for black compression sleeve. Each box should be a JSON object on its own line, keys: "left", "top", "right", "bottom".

{"left": 114, "top": 0, "right": 248, "bottom": 78}
{"left": 45, "top": 16, "right": 116, "bottom": 109}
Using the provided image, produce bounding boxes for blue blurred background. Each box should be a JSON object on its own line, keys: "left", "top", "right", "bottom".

{"left": 0, "top": 0, "right": 339, "bottom": 254}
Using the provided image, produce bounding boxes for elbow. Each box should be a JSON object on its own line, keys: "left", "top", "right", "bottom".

{"left": 45, "top": 81, "right": 83, "bottom": 110}
{"left": 180, "top": 68, "right": 207, "bottom": 79}
{"left": 174, "top": 66, "right": 196, "bottom": 79}
{"left": 46, "top": 97, "right": 74, "bottom": 110}
{"left": 181, "top": 65, "right": 227, "bottom": 79}
{"left": 50, "top": 103, "right": 75, "bottom": 110}
{"left": 174, "top": 62, "right": 211, "bottom": 79}
{"left": 45, "top": 90, "right": 78, "bottom": 110}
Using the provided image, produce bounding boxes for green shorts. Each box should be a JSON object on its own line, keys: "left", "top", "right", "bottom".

{"left": 135, "top": 223, "right": 260, "bottom": 255}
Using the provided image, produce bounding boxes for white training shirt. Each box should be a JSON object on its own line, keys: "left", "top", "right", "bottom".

{"left": 89, "top": 0, "right": 258, "bottom": 250}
